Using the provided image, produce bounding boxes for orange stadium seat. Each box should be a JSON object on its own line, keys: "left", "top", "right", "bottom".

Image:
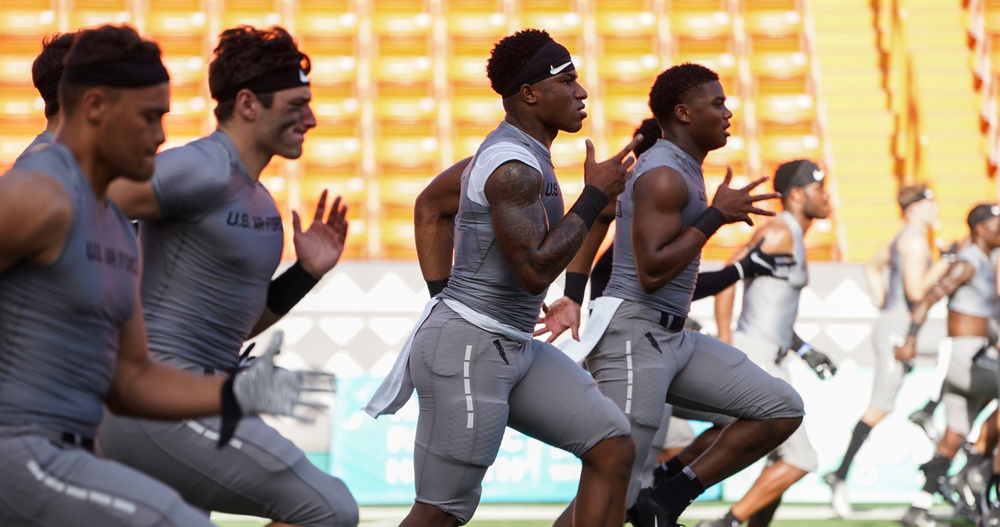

{"left": 0, "top": 1, "right": 57, "bottom": 35}
{"left": 219, "top": 0, "right": 282, "bottom": 29}
{"left": 68, "top": 0, "right": 131, "bottom": 29}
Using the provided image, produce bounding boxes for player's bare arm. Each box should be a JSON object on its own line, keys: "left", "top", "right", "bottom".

{"left": 107, "top": 177, "right": 162, "bottom": 220}
{"left": 895, "top": 260, "right": 974, "bottom": 362}
{"left": 0, "top": 170, "right": 71, "bottom": 273}
{"left": 896, "top": 228, "right": 939, "bottom": 303}
{"left": 414, "top": 156, "right": 470, "bottom": 288}
{"left": 864, "top": 242, "right": 891, "bottom": 307}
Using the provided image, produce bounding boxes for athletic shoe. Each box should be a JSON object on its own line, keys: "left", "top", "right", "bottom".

{"left": 629, "top": 489, "right": 683, "bottom": 527}
{"left": 822, "top": 472, "right": 853, "bottom": 518}
{"left": 694, "top": 519, "right": 735, "bottom": 527}
{"left": 945, "top": 458, "right": 993, "bottom": 519}
{"left": 909, "top": 409, "right": 937, "bottom": 441}
{"left": 901, "top": 505, "right": 939, "bottom": 527}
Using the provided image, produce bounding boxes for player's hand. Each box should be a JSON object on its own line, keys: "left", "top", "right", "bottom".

{"left": 894, "top": 337, "right": 917, "bottom": 363}
{"left": 533, "top": 297, "right": 581, "bottom": 343}
{"left": 710, "top": 168, "right": 781, "bottom": 226}
{"left": 233, "top": 330, "right": 334, "bottom": 421}
{"left": 583, "top": 136, "right": 641, "bottom": 200}
{"left": 738, "top": 240, "right": 795, "bottom": 280}
{"left": 801, "top": 348, "right": 837, "bottom": 379}
{"left": 293, "top": 190, "right": 349, "bottom": 278}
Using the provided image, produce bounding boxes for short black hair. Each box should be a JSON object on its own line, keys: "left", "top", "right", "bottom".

{"left": 968, "top": 203, "right": 1000, "bottom": 230}
{"left": 32, "top": 32, "right": 75, "bottom": 119}
{"left": 633, "top": 118, "right": 661, "bottom": 156}
{"left": 60, "top": 25, "right": 163, "bottom": 116}
{"left": 648, "top": 63, "right": 719, "bottom": 125}
{"left": 208, "top": 25, "right": 310, "bottom": 122}
{"left": 486, "top": 28, "right": 553, "bottom": 97}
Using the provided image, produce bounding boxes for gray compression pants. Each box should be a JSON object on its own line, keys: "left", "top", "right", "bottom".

{"left": 408, "top": 302, "right": 630, "bottom": 524}
{"left": 0, "top": 425, "right": 214, "bottom": 527}
{"left": 585, "top": 300, "right": 805, "bottom": 507}
{"left": 732, "top": 331, "right": 818, "bottom": 473}
{"left": 97, "top": 357, "right": 358, "bottom": 527}
{"left": 942, "top": 336, "right": 997, "bottom": 437}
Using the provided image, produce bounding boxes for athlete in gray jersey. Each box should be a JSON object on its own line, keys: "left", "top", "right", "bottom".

{"left": 443, "top": 121, "right": 564, "bottom": 331}
{"left": 0, "top": 25, "right": 328, "bottom": 527}
{"left": 101, "top": 26, "right": 358, "bottom": 527}
{"left": 823, "top": 184, "right": 948, "bottom": 518}
{"left": 13, "top": 32, "right": 74, "bottom": 163}
{"left": 368, "top": 29, "right": 642, "bottom": 527}
{"left": 703, "top": 160, "right": 836, "bottom": 527}
{"left": 894, "top": 203, "right": 1000, "bottom": 527}
{"left": 576, "top": 63, "right": 804, "bottom": 527}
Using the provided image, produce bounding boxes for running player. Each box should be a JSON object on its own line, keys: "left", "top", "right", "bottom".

{"left": 895, "top": 203, "right": 1000, "bottom": 527}
{"left": 579, "top": 63, "right": 805, "bottom": 527}
{"left": 697, "top": 159, "right": 836, "bottom": 527}
{"left": 0, "top": 24, "right": 326, "bottom": 527}
{"left": 100, "top": 25, "right": 359, "bottom": 527}
{"left": 823, "top": 183, "right": 950, "bottom": 517}
{"left": 16, "top": 31, "right": 74, "bottom": 161}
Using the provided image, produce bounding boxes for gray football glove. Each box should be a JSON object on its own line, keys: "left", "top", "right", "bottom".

{"left": 801, "top": 348, "right": 837, "bottom": 379}
{"left": 737, "top": 240, "right": 796, "bottom": 280}
{"left": 219, "top": 331, "right": 334, "bottom": 446}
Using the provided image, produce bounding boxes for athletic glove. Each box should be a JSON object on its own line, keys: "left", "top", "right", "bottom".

{"left": 799, "top": 345, "right": 837, "bottom": 379}
{"left": 219, "top": 330, "right": 334, "bottom": 447}
{"left": 735, "top": 240, "right": 795, "bottom": 280}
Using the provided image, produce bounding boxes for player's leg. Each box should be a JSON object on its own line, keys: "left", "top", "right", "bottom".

{"left": 510, "top": 340, "right": 633, "bottom": 527}
{"left": 0, "top": 429, "right": 213, "bottom": 527}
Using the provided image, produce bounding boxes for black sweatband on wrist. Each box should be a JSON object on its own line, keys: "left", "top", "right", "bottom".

{"left": 564, "top": 272, "right": 588, "bottom": 305}
{"left": 692, "top": 266, "right": 740, "bottom": 301}
{"left": 567, "top": 185, "right": 609, "bottom": 230}
{"left": 691, "top": 207, "right": 726, "bottom": 239}
{"left": 266, "top": 261, "right": 320, "bottom": 315}
{"left": 218, "top": 374, "right": 243, "bottom": 448}
{"left": 427, "top": 278, "right": 449, "bottom": 297}
{"left": 908, "top": 321, "right": 921, "bottom": 337}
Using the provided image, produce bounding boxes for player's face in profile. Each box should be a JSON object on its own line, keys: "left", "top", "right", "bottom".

{"left": 683, "top": 80, "right": 731, "bottom": 151}
{"left": 259, "top": 85, "right": 315, "bottom": 159}
{"left": 803, "top": 180, "right": 830, "bottom": 220}
{"left": 534, "top": 70, "right": 588, "bottom": 133}
{"left": 103, "top": 82, "right": 169, "bottom": 181}
{"left": 981, "top": 215, "right": 1000, "bottom": 248}
{"left": 916, "top": 198, "right": 938, "bottom": 224}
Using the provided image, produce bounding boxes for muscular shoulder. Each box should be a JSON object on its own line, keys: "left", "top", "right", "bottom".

{"left": 483, "top": 159, "right": 544, "bottom": 207}
{"left": 896, "top": 227, "right": 930, "bottom": 259}
{"left": 634, "top": 166, "right": 687, "bottom": 211}
{"left": 152, "top": 138, "right": 232, "bottom": 217}
{"left": 755, "top": 217, "right": 793, "bottom": 253}
{"left": 0, "top": 170, "right": 72, "bottom": 263}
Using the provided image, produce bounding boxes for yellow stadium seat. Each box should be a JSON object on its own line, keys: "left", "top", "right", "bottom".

{"left": 0, "top": 3, "right": 57, "bottom": 35}
{"left": 371, "top": 56, "right": 434, "bottom": 84}
{"left": 220, "top": 0, "right": 282, "bottom": 29}
{"left": 372, "top": 11, "right": 433, "bottom": 38}
{"left": 375, "top": 135, "right": 440, "bottom": 168}
{"left": 754, "top": 93, "right": 816, "bottom": 125}
{"left": 758, "top": 133, "right": 822, "bottom": 170}
{"left": 749, "top": 50, "right": 810, "bottom": 80}
{"left": 597, "top": 53, "right": 663, "bottom": 84}
{"left": 297, "top": 170, "right": 369, "bottom": 259}
{"left": 595, "top": 11, "right": 658, "bottom": 38}
{"left": 379, "top": 215, "right": 418, "bottom": 260}
{"left": 450, "top": 95, "right": 504, "bottom": 124}
{"left": 670, "top": 9, "right": 733, "bottom": 40}
{"left": 295, "top": 0, "right": 354, "bottom": 37}
{"left": 743, "top": 8, "right": 803, "bottom": 38}
{"left": 68, "top": 0, "right": 132, "bottom": 29}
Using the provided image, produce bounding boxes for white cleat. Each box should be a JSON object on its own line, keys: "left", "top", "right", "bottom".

{"left": 822, "top": 472, "right": 853, "bottom": 519}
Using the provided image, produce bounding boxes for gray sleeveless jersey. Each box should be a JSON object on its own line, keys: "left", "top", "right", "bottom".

{"left": 442, "top": 121, "right": 564, "bottom": 332}
{"left": 141, "top": 131, "right": 284, "bottom": 371}
{"left": 0, "top": 144, "right": 139, "bottom": 436}
{"left": 603, "top": 139, "right": 707, "bottom": 318}
{"left": 736, "top": 212, "right": 808, "bottom": 349}
{"left": 15, "top": 131, "right": 55, "bottom": 163}
{"left": 948, "top": 244, "right": 997, "bottom": 319}
{"left": 882, "top": 225, "right": 923, "bottom": 313}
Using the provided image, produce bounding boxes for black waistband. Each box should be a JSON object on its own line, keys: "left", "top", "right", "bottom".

{"left": 658, "top": 311, "right": 686, "bottom": 332}
{"left": 60, "top": 432, "right": 94, "bottom": 452}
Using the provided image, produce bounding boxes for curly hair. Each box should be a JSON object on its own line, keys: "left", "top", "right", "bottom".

{"left": 486, "top": 28, "right": 552, "bottom": 96}
{"left": 32, "top": 32, "right": 74, "bottom": 119}
{"left": 648, "top": 63, "right": 720, "bottom": 125}
{"left": 60, "top": 25, "right": 162, "bottom": 116}
{"left": 209, "top": 25, "right": 311, "bottom": 122}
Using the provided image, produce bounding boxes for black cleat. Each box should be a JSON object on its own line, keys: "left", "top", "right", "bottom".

{"left": 629, "top": 489, "right": 684, "bottom": 527}
{"left": 909, "top": 409, "right": 937, "bottom": 441}
{"left": 901, "top": 505, "right": 938, "bottom": 527}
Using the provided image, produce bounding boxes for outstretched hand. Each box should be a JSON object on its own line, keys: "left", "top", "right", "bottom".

{"left": 711, "top": 168, "right": 781, "bottom": 226}
{"left": 292, "top": 190, "right": 349, "bottom": 278}
{"left": 583, "top": 135, "right": 642, "bottom": 199}
{"left": 533, "top": 297, "right": 581, "bottom": 343}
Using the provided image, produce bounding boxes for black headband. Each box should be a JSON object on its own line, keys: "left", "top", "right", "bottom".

{"left": 499, "top": 40, "right": 575, "bottom": 98}
{"left": 62, "top": 55, "right": 170, "bottom": 88}
{"left": 900, "top": 188, "right": 934, "bottom": 211}
{"left": 776, "top": 160, "right": 824, "bottom": 195}
{"left": 211, "top": 64, "right": 311, "bottom": 101}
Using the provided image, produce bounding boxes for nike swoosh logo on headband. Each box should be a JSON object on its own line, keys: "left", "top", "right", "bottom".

{"left": 550, "top": 61, "right": 572, "bottom": 75}
{"left": 299, "top": 69, "right": 310, "bottom": 83}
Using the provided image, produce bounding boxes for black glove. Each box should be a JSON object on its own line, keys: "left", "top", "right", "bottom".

{"left": 938, "top": 240, "right": 959, "bottom": 262}
{"left": 737, "top": 240, "right": 795, "bottom": 280}
{"left": 800, "top": 347, "right": 837, "bottom": 379}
